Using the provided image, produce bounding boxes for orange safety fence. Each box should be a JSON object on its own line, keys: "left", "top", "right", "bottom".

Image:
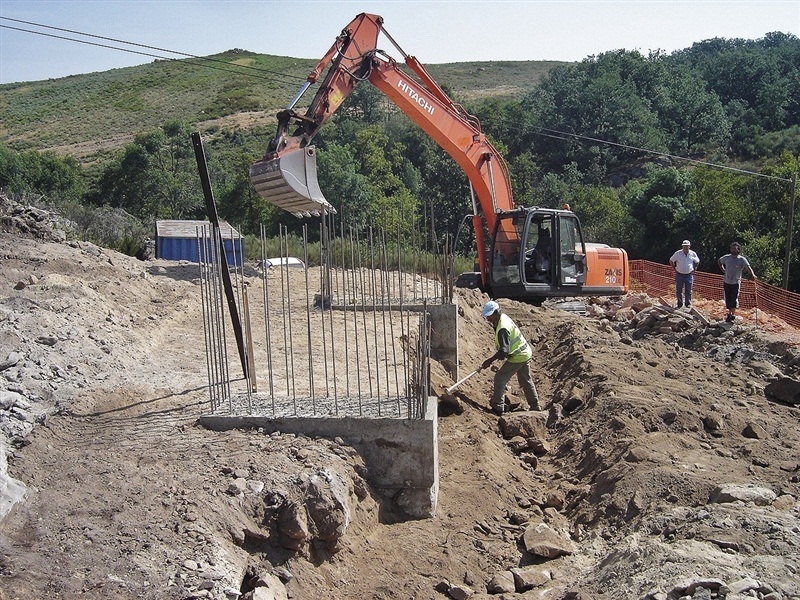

{"left": 629, "top": 259, "right": 800, "bottom": 331}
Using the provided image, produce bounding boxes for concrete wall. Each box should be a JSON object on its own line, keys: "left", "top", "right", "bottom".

{"left": 428, "top": 300, "right": 459, "bottom": 381}
{"left": 198, "top": 397, "right": 438, "bottom": 519}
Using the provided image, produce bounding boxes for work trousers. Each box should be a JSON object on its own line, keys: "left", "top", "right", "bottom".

{"left": 491, "top": 359, "right": 540, "bottom": 411}
{"left": 724, "top": 282, "right": 740, "bottom": 311}
{"left": 675, "top": 272, "right": 694, "bottom": 307}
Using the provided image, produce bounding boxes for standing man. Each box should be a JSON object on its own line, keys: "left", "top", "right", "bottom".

{"left": 480, "top": 300, "right": 541, "bottom": 415}
{"left": 669, "top": 240, "right": 700, "bottom": 309}
{"left": 718, "top": 242, "right": 757, "bottom": 323}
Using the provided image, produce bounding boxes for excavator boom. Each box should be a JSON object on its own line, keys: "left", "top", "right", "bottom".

{"left": 250, "top": 13, "right": 629, "bottom": 300}
{"left": 250, "top": 13, "right": 514, "bottom": 281}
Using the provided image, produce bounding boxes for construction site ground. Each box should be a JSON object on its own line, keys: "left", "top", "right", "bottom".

{"left": 1, "top": 206, "right": 799, "bottom": 599}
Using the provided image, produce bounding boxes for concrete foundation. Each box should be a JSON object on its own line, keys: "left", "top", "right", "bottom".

{"left": 428, "top": 300, "right": 459, "bottom": 381}
{"left": 198, "top": 397, "right": 439, "bottom": 518}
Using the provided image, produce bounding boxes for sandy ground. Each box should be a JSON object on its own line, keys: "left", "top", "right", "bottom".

{"left": 1, "top": 214, "right": 799, "bottom": 600}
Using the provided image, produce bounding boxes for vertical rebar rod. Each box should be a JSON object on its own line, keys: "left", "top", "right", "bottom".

{"left": 341, "top": 219, "right": 351, "bottom": 398}
{"left": 260, "top": 225, "right": 275, "bottom": 414}
{"left": 421, "top": 213, "right": 426, "bottom": 301}
{"left": 406, "top": 306, "right": 413, "bottom": 417}
{"left": 323, "top": 217, "right": 339, "bottom": 413}
{"left": 236, "top": 227, "right": 254, "bottom": 404}
{"left": 318, "top": 222, "right": 330, "bottom": 399}
{"left": 283, "top": 227, "right": 297, "bottom": 412}
{"left": 278, "top": 227, "right": 291, "bottom": 410}
{"left": 210, "top": 225, "right": 232, "bottom": 410}
{"left": 382, "top": 227, "right": 401, "bottom": 413}
{"left": 396, "top": 220, "right": 410, "bottom": 413}
{"left": 242, "top": 285, "right": 254, "bottom": 412}
{"left": 397, "top": 216, "right": 404, "bottom": 308}
{"left": 368, "top": 227, "right": 381, "bottom": 413}
{"left": 429, "top": 202, "right": 440, "bottom": 302}
{"left": 197, "top": 227, "right": 216, "bottom": 410}
{"left": 349, "top": 227, "right": 363, "bottom": 411}
{"left": 302, "top": 225, "right": 315, "bottom": 412}
{"left": 377, "top": 228, "right": 391, "bottom": 404}
{"left": 412, "top": 216, "right": 419, "bottom": 302}
{"left": 356, "top": 227, "right": 374, "bottom": 404}
{"left": 206, "top": 226, "right": 224, "bottom": 409}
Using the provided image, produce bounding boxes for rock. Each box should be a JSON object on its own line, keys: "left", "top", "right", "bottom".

{"left": 498, "top": 412, "right": 547, "bottom": 442}
{"left": 521, "top": 522, "right": 576, "bottom": 558}
{"left": 727, "top": 577, "right": 760, "bottom": 595}
{"left": 277, "top": 501, "right": 309, "bottom": 548}
{"left": 250, "top": 573, "right": 288, "bottom": 600}
{"left": 448, "top": 584, "right": 474, "bottom": 600}
{"left": 227, "top": 478, "right": 247, "bottom": 495}
{"left": 507, "top": 436, "right": 528, "bottom": 453}
{"left": 709, "top": 484, "right": 776, "bottom": 506}
{"left": 301, "top": 469, "right": 353, "bottom": 548}
{"left": 486, "top": 570, "right": 515, "bottom": 594}
{"left": 669, "top": 578, "right": 726, "bottom": 598}
{"left": 0, "top": 390, "right": 26, "bottom": 411}
{"left": 702, "top": 413, "right": 724, "bottom": 431}
{"left": 247, "top": 480, "right": 265, "bottom": 494}
{"left": 542, "top": 491, "right": 565, "bottom": 511}
{"left": 772, "top": 494, "right": 796, "bottom": 510}
{"left": 0, "top": 352, "right": 22, "bottom": 371}
{"left": 764, "top": 377, "right": 800, "bottom": 405}
{"left": 742, "top": 422, "right": 766, "bottom": 439}
{"left": 510, "top": 565, "right": 551, "bottom": 591}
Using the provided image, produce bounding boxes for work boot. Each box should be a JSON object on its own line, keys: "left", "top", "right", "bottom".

{"left": 491, "top": 405, "right": 504, "bottom": 416}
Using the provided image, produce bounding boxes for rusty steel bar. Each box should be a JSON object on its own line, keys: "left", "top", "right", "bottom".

{"left": 260, "top": 225, "right": 276, "bottom": 413}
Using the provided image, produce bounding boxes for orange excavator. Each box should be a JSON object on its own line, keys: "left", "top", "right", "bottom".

{"left": 250, "top": 13, "right": 628, "bottom": 303}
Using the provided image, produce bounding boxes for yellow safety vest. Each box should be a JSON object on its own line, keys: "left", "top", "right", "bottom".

{"left": 495, "top": 313, "right": 532, "bottom": 363}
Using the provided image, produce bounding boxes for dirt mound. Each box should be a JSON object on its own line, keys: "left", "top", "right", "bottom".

{"left": 0, "top": 222, "right": 799, "bottom": 600}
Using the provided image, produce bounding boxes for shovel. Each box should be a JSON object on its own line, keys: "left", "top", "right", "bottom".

{"left": 446, "top": 368, "right": 483, "bottom": 393}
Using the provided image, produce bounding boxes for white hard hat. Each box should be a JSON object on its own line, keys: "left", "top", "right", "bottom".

{"left": 481, "top": 300, "right": 500, "bottom": 317}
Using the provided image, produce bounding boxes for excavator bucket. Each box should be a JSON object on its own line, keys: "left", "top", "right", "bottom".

{"left": 249, "top": 146, "right": 336, "bottom": 218}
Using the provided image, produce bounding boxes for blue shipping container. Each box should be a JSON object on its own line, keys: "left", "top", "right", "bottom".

{"left": 155, "top": 220, "right": 244, "bottom": 266}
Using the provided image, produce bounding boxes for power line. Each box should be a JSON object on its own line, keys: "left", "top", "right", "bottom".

{"left": 529, "top": 125, "right": 794, "bottom": 183}
{"left": 0, "top": 16, "right": 307, "bottom": 86}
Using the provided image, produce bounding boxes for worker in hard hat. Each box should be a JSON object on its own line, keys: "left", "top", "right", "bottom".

{"left": 480, "top": 300, "right": 541, "bottom": 415}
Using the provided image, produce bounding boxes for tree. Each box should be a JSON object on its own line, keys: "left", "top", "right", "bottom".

{"left": 0, "top": 144, "right": 86, "bottom": 205}
{"left": 655, "top": 66, "right": 730, "bottom": 154}
{"left": 90, "top": 120, "right": 202, "bottom": 221}
{"left": 624, "top": 166, "right": 693, "bottom": 261}
{"left": 680, "top": 167, "right": 749, "bottom": 266}
{"left": 316, "top": 143, "right": 378, "bottom": 231}
{"left": 519, "top": 52, "right": 668, "bottom": 181}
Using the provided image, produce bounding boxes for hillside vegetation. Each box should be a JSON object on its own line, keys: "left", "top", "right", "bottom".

{"left": 0, "top": 51, "right": 562, "bottom": 160}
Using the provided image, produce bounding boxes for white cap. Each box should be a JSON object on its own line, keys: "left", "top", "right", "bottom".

{"left": 682, "top": 240, "right": 691, "bottom": 246}
{"left": 481, "top": 300, "right": 499, "bottom": 317}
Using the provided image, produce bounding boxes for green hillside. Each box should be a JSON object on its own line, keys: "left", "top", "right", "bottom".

{"left": 0, "top": 50, "right": 566, "bottom": 163}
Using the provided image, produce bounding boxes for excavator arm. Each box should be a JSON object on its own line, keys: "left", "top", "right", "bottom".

{"left": 250, "top": 13, "right": 517, "bottom": 282}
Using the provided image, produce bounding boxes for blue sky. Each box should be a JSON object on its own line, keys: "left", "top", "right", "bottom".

{"left": 0, "top": 1, "right": 798, "bottom": 84}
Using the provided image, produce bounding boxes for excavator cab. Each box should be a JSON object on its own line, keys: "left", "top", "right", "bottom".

{"left": 489, "top": 208, "right": 587, "bottom": 301}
